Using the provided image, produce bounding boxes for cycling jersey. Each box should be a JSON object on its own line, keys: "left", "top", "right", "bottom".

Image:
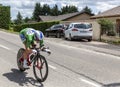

{"left": 19, "top": 28, "right": 44, "bottom": 48}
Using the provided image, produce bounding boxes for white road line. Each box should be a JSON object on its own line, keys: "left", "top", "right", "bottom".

{"left": 0, "top": 44, "right": 10, "bottom": 50}
{"left": 48, "top": 64, "right": 56, "bottom": 70}
{"left": 80, "top": 78, "right": 101, "bottom": 87}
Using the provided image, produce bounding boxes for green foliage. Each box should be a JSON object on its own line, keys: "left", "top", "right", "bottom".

{"left": 82, "top": 6, "right": 94, "bottom": 15}
{"left": 12, "top": 21, "right": 60, "bottom": 33}
{"left": 42, "top": 4, "right": 51, "bottom": 15}
{"left": 14, "top": 12, "right": 23, "bottom": 25}
{"left": 32, "top": 3, "right": 79, "bottom": 20}
{"left": 107, "top": 31, "right": 116, "bottom": 36}
{"left": 98, "top": 19, "right": 115, "bottom": 36}
{"left": 51, "top": 4, "right": 60, "bottom": 16}
{"left": 0, "top": 6, "right": 10, "bottom": 29}
{"left": 61, "top": 5, "right": 78, "bottom": 14}
{"left": 33, "top": 3, "right": 42, "bottom": 21}
{"left": 101, "top": 39, "right": 120, "bottom": 45}
{"left": 24, "top": 17, "right": 30, "bottom": 23}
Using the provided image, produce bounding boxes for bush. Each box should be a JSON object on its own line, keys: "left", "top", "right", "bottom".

{"left": 107, "top": 31, "right": 116, "bottom": 36}
{"left": 98, "top": 19, "right": 114, "bottom": 35}
{"left": 0, "top": 6, "right": 10, "bottom": 29}
{"left": 12, "top": 21, "right": 60, "bottom": 33}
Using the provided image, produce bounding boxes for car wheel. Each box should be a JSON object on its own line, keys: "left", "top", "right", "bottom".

{"left": 69, "top": 34, "right": 73, "bottom": 41}
{"left": 45, "top": 32, "right": 49, "bottom": 37}
{"left": 64, "top": 33, "right": 67, "bottom": 40}
{"left": 56, "top": 33, "right": 61, "bottom": 38}
{"left": 64, "top": 36, "right": 67, "bottom": 40}
{"left": 88, "top": 39, "right": 92, "bottom": 42}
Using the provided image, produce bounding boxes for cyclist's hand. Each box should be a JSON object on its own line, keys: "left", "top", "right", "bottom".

{"left": 45, "top": 49, "right": 51, "bottom": 54}
{"left": 41, "top": 46, "right": 51, "bottom": 54}
{"left": 32, "top": 49, "right": 37, "bottom": 54}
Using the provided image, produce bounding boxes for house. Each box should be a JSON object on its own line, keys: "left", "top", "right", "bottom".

{"left": 91, "top": 6, "right": 120, "bottom": 34}
{"left": 39, "top": 11, "right": 104, "bottom": 40}
{"left": 39, "top": 11, "right": 93, "bottom": 23}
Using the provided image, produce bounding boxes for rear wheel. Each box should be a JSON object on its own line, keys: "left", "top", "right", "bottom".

{"left": 17, "top": 48, "right": 25, "bottom": 72}
{"left": 33, "top": 55, "right": 48, "bottom": 82}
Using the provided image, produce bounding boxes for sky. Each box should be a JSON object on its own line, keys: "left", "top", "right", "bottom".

{"left": 0, "top": 0, "right": 119, "bottom": 20}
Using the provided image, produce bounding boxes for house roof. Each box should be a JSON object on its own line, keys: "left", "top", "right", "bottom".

{"left": 39, "top": 11, "right": 92, "bottom": 22}
{"left": 91, "top": 6, "right": 120, "bottom": 19}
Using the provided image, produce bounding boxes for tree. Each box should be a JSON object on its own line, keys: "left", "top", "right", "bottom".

{"left": 33, "top": 3, "right": 42, "bottom": 21}
{"left": 14, "top": 11, "right": 23, "bottom": 25}
{"left": 61, "top": 5, "right": 69, "bottom": 14}
{"left": 51, "top": 4, "right": 60, "bottom": 16}
{"left": 42, "top": 4, "right": 51, "bottom": 15}
{"left": 98, "top": 19, "right": 115, "bottom": 40}
{"left": 68, "top": 5, "right": 78, "bottom": 13}
{"left": 24, "top": 17, "right": 30, "bottom": 23}
{"left": 82, "top": 6, "right": 94, "bottom": 15}
{"left": 61, "top": 5, "right": 78, "bottom": 14}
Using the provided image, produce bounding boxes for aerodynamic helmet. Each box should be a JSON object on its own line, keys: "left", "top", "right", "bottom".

{"left": 34, "top": 30, "right": 44, "bottom": 41}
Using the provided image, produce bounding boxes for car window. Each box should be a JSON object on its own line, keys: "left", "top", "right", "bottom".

{"left": 86, "top": 24, "right": 92, "bottom": 29}
{"left": 65, "top": 24, "right": 69, "bottom": 30}
{"left": 74, "top": 24, "right": 92, "bottom": 29}
{"left": 74, "top": 24, "right": 85, "bottom": 29}
{"left": 54, "top": 25, "right": 63, "bottom": 28}
{"left": 51, "top": 25, "right": 54, "bottom": 29}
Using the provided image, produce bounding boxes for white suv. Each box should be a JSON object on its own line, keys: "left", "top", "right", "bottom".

{"left": 64, "top": 22, "right": 93, "bottom": 41}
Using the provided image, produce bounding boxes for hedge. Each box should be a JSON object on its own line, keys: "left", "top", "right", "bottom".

{"left": 12, "top": 21, "right": 60, "bottom": 33}
{"left": 0, "top": 6, "right": 10, "bottom": 29}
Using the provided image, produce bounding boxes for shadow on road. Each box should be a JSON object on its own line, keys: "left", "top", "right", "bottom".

{"left": 3, "top": 68, "right": 44, "bottom": 87}
{"left": 103, "top": 83, "right": 120, "bottom": 87}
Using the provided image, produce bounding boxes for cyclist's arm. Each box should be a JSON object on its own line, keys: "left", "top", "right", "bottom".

{"left": 39, "top": 39, "right": 44, "bottom": 48}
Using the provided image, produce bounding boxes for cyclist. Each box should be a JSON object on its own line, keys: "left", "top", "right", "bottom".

{"left": 19, "top": 28, "right": 45, "bottom": 69}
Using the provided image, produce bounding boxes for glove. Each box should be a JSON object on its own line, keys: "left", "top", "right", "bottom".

{"left": 32, "top": 49, "right": 37, "bottom": 54}
{"left": 41, "top": 46, "right": 51, "bottom": 54}
{"left": 45, "top": 49, "right": 51, "bottom": 54}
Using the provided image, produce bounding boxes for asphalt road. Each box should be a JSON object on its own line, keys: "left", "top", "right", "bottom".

{"left": 1, "top": 31, "right": 120, "bottom": 87}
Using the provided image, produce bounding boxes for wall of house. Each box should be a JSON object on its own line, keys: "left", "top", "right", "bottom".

{"left": 91, "top": 16, "right": 120, "bottom": 34}
{"left": 65, "top": 13, "right": 91, "bottom": 21}
{"left": 82, "top": 20, "right": 101, "bottom": 40}
{"left": 91, "top": 16, "right": 120, "bottom": 23}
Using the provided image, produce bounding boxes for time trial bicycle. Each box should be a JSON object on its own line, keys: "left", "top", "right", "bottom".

{"left": 17, "top": 46, "right": 51, "bottom": 82}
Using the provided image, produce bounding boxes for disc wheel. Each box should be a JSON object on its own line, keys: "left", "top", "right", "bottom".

{"left": 17, "top": 48, "right": 25, "bottom": 72}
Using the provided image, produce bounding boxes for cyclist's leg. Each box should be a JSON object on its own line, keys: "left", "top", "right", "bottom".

{"left": 23, "top": 44, "right": 32, "bottom": 68}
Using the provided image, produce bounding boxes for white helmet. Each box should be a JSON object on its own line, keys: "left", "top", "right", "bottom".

{"left": 34, "top": 30, "right": 44, "bottom": 41}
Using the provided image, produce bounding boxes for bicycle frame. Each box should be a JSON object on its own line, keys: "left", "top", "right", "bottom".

{"left": 19, "top": 48, "right": 41, "bottom": 69}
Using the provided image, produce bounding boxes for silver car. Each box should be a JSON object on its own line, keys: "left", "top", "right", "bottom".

{"left": 64, "top": 22, "right": 93, "bottom": 41}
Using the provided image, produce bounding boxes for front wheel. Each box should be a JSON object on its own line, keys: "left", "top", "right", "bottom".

{"left": 33, "top": 55, "right": 48, "bottom": 82}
